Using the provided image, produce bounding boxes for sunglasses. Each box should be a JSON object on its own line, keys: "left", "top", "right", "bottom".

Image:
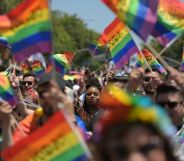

{"left": 144, "top": 76, "right": 151, "bottom": 82}
{"left": 158, "top": 101, "right": 182, "bottom": 109}
{"left": 22, "top": 81, "right": 34, "bottom": 86}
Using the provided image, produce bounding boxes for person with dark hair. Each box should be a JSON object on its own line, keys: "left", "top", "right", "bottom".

{"left": 155, "top": 83, "right": 184, "bottom": 160}
{"left": 19, "top": 72, "right": 39, "bottom": 107}
{"left": 79, "top": 79, "right": 102, "bottom": 133}
{"left": 90, "top": 84, "right": 178, "bottom": 161}
{"left": 156, "top": 83, "right": 184, "bottom": 130}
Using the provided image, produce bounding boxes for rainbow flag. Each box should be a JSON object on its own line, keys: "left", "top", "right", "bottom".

{"left": 151, "top": 0, "right": 184, "bottom": 46}
{"left": 0, "top": 74, "right": 17, "bottom": 106}
{"left": 106, "top": 18, "right": 138, "bottom": 68}
{"left": 88, "top": 42, "right": 105, "bottom": 55}
{"left": 98, "top": 84, "right": 176, "bottom": 137}
{"left": 2, "top": 111, "right": 90, "bottom": 161}
{"left": 49, "top": 52, "right": 75, "bottom": 75}
{"left": 102, "top": 0, "right": 159, "bottom": 41}
{"left": 31, "top": 60, "right": 45, "bottom": 76}
{"left": 136, "top": 49, "right": 167, "bottom": 74}
{"left": 181, "top": 45, "right": 184, "bottom": 71}
{"left": 0, "top": 0, "right": 52, "bottom": 62}
{"left": 21, "top": 63, "right": 29, "bottom": 74}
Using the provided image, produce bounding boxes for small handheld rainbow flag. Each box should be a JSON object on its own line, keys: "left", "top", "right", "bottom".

{"left": 136, "top": 49, "right": 167, "bottom": 74}
{"left": 151, "top": 0, "right": 184, "bottom": 46}
{"left": 102, "top": 0, "right": 159, "bottom": 41}
{"left": 21, "top": 63, "right": 29, "bottom": 74}
{"left": 49, "top": 52, "right": 75, "bottom": 75}
{"left": 89, "top": 42, "right": 105, "bottom": 55}
{"left": 31, "top": 60, "right": 45, "bottom": 76}
{"left": 106, "top": 18, "right": 139, "bottom": 68}
{"left": 0, "top": 74, "right": 17, "bottom": 106}
{"left": 2, "top": 111, "right": 91, "bottom": 161}
{"left": 0, "top": 0, "right": 52, "bottom": 62}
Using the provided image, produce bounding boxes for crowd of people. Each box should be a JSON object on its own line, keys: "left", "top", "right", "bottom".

{"left": 0, "top": 42, "right": 184, "bottom": 161}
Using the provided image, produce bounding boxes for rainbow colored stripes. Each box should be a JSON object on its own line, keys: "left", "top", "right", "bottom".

{"left": 31, "top": 60, "right": 45, "bottom": 76}
{"left": 0, "top": 74, "right": 17, "bottom": 106}
{"left": 181, "top": 45, "right": 184, "bottom": 71}
{"left": 2, "top": 111, "right": 89, "bottom": 161}
{"left": 151, "top": 0, "right": 184, "bottom": 46}
{"left": 49, "top": 52, "right": 75, "bottom": 75}
{"left": 136, "top": 49, "right": 167, "bottom": 74}
{"left": 0, "top": 0, "right": 52, "bottom": 62}
{"left": 102, "top": 0, "right": 159, "bottom": 41}
{"left": 106, "top": 18, "right": 138, "bottom": 68}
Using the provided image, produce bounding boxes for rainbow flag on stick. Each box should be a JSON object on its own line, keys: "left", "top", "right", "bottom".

{"left": 0, "top": 74, "right": 17, "bottom": 106}
{"left": 106, "top": 18, "right": 138, "bottom": 68}
{"left": 2, "top": 111, "right": 91, "bottom": 161}
{"left": 136, "top": 49, "right": 167, "bottom": 74}
{"left": 49, "top": 52, "right": 75, "bottom": 75}
{"left": 102, "top": 0, "right": 159, "bottom": 41}
{"left": 151, "top": 0, "right": 184, "bottom": 47}
{"left": 31, "top": 60, "right": 45, "bottom": 76}
{"left": 0, "top": 0, "right": 52, "bottom": 62}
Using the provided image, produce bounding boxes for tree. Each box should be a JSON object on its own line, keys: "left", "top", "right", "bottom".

{"left": 51, "top": 11, "right": 102, "bottom": 70}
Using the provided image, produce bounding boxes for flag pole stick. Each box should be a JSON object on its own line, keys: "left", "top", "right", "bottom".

{"left": 155, "top": 35, "right": 181, "bottom": 59}
{"left": 93, "top": 58, "right": 112, "bottom": 74}
{"left": 144, "top": 34, "right": 182, "bottom": 69}
{"left": 162, "top": 56, "right": 181, "bottom": 65}
{"left": 128, "top": 29, "right": 153, "bottom": 72}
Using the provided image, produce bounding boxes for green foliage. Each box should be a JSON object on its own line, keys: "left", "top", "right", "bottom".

{"left": 0, "top": 0, "right": 22, "bottom": 14}
{"left": 51, "top": 11, "right": 102, "bottom": 69}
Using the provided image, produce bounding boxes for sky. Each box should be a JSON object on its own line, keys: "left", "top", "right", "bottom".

{"left": 51, "top": 0, "right": 184, "bottom": 33}
{"left": 51, "top": 0, "right": 115, "bottom": 33}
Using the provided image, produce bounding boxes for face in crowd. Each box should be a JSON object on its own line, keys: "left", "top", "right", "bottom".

{"left": 22, "top": 74, "right": 36, "bottom": 92}
{"left": 156, "top": 84, "right": 184, "bottom": 128}
{"left": 96, "top": 123, "right": 176, "bottom": 161}
{"left": 142, "top": 70, "right": 162, "bottom": 95}
{"left": 85, "top": 86, "right": 100, "bottom": 107}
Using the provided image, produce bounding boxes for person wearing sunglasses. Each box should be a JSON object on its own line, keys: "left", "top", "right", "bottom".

{"left": 142, "top": 68, "right": 163, "bottom": 100}
{"left": 21, "top": 72, "right": 39, "bottom": 105}
{"left": 156, "top": 83, "right": 184, "bottom": 160}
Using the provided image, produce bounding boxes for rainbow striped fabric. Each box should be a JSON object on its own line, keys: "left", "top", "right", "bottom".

{"left": 0, "top": 0, "right": 52, "bottom": 62}
{"left": 89, "top": 33, "right": 108, "bottom": 55}
{"left": 0, "top": 74, "right": 17, "bottom": 106}
{"left": 31, "top": 60, "right": 45, "bottom": 76}
{"left": 21, "top": 63, "right": 29, "bottom": 74}
{"left": 2, "top": 111, "right": 90, "bottom": 161}
{"left": 98, "top": 84, "right": 176, "bottom": 137}
{"left": 136, "top": 49, "right": 167, "bottom": 74}
{"left": 181, "top": 45, "right": 184, "bottom": 71}
{"left": 49, "top": 52, "right": 75, "bottom": 75}
{"left": 152, "top": 0, "right": 184, "bottom": 46}
{"left": 106, "top": 18, "right": 138, "bottom": 68}
{"left": 102, "top": 0, "right": 159, "bottom": 41}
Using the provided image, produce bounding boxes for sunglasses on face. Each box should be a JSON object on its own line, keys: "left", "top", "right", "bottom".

{"left": 22, "top": 81, "right": 34, "bottom": 86}
{"left": 158, "top": 101, "right": 182, "bottom": 109}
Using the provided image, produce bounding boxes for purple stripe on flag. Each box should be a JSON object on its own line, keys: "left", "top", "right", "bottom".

{"left": 115, "top": 47, "right": 138, "bottom": 69}
{"left": 14, "top": 41, "right": 51, "bottom": 62}
{"left": 139, "top": 7, "right": 158, "bottom": 41}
